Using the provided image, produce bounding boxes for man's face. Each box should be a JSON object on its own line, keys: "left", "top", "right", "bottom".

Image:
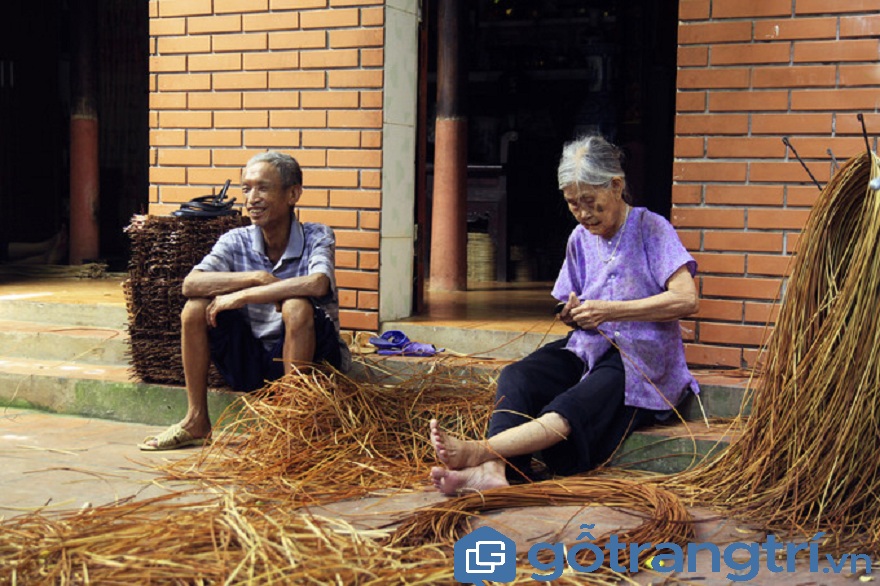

{"left": 242, "top": 162, "right": 300, "bottom": 230}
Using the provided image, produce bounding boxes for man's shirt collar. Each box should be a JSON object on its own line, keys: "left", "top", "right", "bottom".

{"left": 251, "top": 216, "right": 305, "bottom": 261}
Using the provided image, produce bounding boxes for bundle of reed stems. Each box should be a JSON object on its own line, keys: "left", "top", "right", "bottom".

{"left": 0, "top": 490, "right": 463, "bottom": 584}
{"left": 392, "top": 473, "right": 693, "bottom": 581}
{"left": 668, "top": 151, "right": 880, "bottom": 551}
{"left": 0, "top": 486, "right": 631, "bottom": 584}
{"left": 160, "top": 367, "right": 496, "bottom": 503}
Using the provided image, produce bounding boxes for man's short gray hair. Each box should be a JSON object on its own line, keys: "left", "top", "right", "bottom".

{"left": 557, "top": 135, "right": 625, "bottom": 190}
{"left": 246, "top": 151, "right": 303, "bottom": 188}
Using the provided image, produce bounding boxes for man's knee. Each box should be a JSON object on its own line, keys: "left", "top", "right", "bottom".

{"left": 280, "top": 298, "right": 314, "bottom": 331}
{"left": 181, "top": 298, "right": 210, "bottom": 327}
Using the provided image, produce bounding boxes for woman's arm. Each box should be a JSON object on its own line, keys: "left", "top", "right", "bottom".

{"left": 568, "top": 265, "right": 698, "bottom": 330}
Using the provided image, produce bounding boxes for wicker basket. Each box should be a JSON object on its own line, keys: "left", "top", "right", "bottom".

{"left": 467, "top": 232, "right": 496, "bottom": 283}
{"left": 124, "top": 214, "right": 248, "bottom": 386}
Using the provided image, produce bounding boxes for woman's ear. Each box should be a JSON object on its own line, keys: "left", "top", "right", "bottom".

{"left": 611, "top": 176, "right": 626, "bottom": 199}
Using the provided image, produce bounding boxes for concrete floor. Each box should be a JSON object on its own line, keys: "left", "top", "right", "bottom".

{"left": 0, "top": 408, "right": 868, "bottom": 584}
{"left": 0, "top": 408, "right": 195, "bottom": 515}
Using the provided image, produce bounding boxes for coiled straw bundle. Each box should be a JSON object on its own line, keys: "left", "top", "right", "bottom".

{"left": 670, "top": 151, "right": 880, "bottom": 550}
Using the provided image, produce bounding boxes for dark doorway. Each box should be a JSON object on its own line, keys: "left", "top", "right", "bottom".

{"left": 422, "top": 0, "right": 679, "bottom": 285}
{"left": 0, "top": 0, "right": 148, "bottom": 270}
{"left": 0, "top": 0, "right": 66, "bottom": 246}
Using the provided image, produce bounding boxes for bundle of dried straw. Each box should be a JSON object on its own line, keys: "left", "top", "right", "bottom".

{"left": 0, "top": 369, "right": 502, "bottom": 584}
{"left": 666, "top": 151, "right": 880, "bottom": 551}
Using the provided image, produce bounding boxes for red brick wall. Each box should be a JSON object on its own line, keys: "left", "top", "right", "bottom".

{"left": 147, "top": 0, "right": 384, "bottom": 333}
{"left": 674, "top": 1, "right": 880, "bottom": 367}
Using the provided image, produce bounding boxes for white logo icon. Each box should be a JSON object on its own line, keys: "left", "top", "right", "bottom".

{"left": 466, "top": 540, "right": 507, "bottom": 574}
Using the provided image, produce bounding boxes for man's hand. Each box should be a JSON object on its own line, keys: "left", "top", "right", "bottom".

{"left": 206, "top": 292, "right": 245, "bottom": 327}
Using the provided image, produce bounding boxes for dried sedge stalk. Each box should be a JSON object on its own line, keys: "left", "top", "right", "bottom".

{"left": 668, "top": 151, "right": 880, "bottom": 553}
{"left": 0, "top": 489, "right": 465, "bottom": 585}
{"left": 393, "top": 473, "right": 693, "bottom": 576}
{"left": 159, "top": 366, "right": 496, "bottom": 505}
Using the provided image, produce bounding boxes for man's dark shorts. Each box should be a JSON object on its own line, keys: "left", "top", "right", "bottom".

{"left": 208, "top": 303, "right": 342, "bottom": 392}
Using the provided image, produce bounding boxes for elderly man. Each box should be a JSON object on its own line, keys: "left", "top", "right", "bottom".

{"left": 140, "top": 151, "right": 350, "bottom": 450}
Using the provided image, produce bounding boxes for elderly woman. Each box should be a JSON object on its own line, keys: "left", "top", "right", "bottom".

{"left": 430, "top": 135, "right": 700, "bottom": 495}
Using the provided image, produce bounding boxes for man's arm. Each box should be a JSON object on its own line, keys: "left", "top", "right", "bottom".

{"left": 202, "top": 272, "right": 331, "bottom": 327}
{"left": 223, "top": 272, "right": 330, "bottom": 305}
{"left": 182, "top": 269, "right": 278, "bottom": 298}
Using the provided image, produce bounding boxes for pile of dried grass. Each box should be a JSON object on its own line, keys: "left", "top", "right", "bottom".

{"left": 0, "top": 364, "right": 693, "bottom": 584}
{"left": 124, "top": 214, "right": 247, "bottom": 385}
{"left": 393, "top": 473, "right": 693, "bottom": 580}
{"left": 0, "top": 490, "right": 461, "bottom": 584}
{"left": 161, "top": 367, "right": 495, "bottom": 503}
{"left": 669, "top": 150, "right": 880, "bottom": 552}
{"left": 0, "top": 368, "right": 502, "bottom": 584}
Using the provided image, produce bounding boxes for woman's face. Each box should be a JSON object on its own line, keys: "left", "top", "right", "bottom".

{"left": 562, "top": 177, "right": 627, "bottom": 239}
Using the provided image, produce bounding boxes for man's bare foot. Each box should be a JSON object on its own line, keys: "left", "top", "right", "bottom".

{"left": 430, "top": 418, "right": 494, "bottom": 470}
{"left": 430, "top": 461, "right": 509, "bottom": 496}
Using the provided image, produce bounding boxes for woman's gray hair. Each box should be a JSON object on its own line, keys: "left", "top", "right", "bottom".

{"left": 246, "top": 151, "right": 303, "bottom": 188}
{"left": 557, "top": 135, "right": 626, "bottom": 190}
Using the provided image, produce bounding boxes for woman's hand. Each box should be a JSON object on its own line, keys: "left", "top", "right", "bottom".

{"left": 570, "top": 299, "right": 615, "bottom": 330}
{"left": 560, "top": 267, "right": 698, "bottom": 329}
{"left": 557, "top": 291, "right": 580, "bottom": 328}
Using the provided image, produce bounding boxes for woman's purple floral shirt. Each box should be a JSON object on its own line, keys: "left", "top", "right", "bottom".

{"left": 552, "top": 207, "right": 700, "bottom": 411}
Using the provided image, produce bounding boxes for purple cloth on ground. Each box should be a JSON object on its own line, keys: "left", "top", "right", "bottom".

{"left": 368, "top": 330, "right": 409, "bottom": 350}
{"left": 377, "top": 341, "right": 443, "bottom": 357}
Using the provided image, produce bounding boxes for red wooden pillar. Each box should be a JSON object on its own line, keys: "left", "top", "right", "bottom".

{"left": 414, "top": 0, "right": 430, "bottom": 312}
{"left": 69, "top": 0, "right": 100, "bottom": 264}
{"left": 429, "top": 0, "right": 467, "bottom": 292}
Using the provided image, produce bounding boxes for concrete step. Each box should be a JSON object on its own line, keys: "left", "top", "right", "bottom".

{"left": 614, "top": 419, "right": 741, "bottom": 474}
{"left": 372, "top": 323, "right": 753, "bottom": 416}
{"left": 0, "top": 294, "right": 129, "bottom": 329}
{"left": 0, "top": 320, "right": 130, "bottom": 365}
{"left": 0, "top": 353, "right": 742, "bottom": 474}
{"left": 0, "top": 355, "right": 239, "bottom": 425}
{"left": 350, "top": 353, "right": 752, "bottom": 420}
{"left": 379, "top": 320, "right": 567, "bottom": 361}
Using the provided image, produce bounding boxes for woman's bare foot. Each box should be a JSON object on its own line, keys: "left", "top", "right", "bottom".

{"left": 430, "top": 461, "right": 509, "bottom": 496}
{"left": 430, "top": 418, "right": 493, "bottom": 470}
